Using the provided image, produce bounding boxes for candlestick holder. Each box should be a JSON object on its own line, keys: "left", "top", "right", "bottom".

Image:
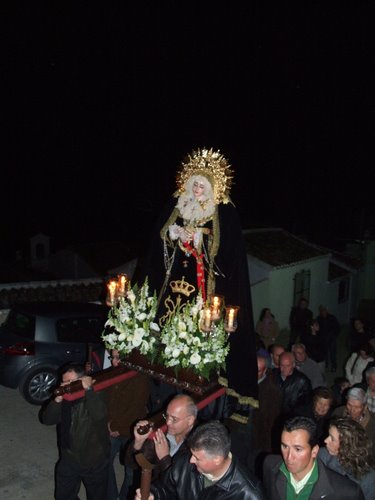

{"left": 106, "top": 280, "right": 118, "bottom": 307}
{"left": 117, "top": 273, "right": 129, "bottom": 298}
{"left": 200, "top": 307, "right": 213, "bottom": 333}
{"left": 224, "top": 305, "right": 240, "bottom": 333}
{"left": 210, "top": 294, "right": 224, "bottom": 321}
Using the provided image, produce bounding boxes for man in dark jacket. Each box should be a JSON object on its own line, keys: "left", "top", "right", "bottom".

{"left": 127, "top": 393, "right": 197, "bottom": 476}
{"left": 41, "top": 363, "right": 110, "bottom": 500}
{"left": 135, "top": 421, "right": 265, "bottom": 500}
{"left": 263, "top": 416, "right": 364, "bottom": 499}
{"left": 288, "top": 297, "right": 313, "bottom": 349}
{"left": 316, "top": 305, "right": 340, "bottom": 372}
{"left": 275, "top": 352, "right": 312, "bottom": 417}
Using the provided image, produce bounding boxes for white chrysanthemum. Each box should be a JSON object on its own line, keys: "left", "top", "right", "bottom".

{"left": 183, "top": 346, "right": 189, "bottom": 355}
{"left": 105, "top": 333, "right": 118, "bottom": 346}
{"left": 168, "top": 358, "right": 179, "bottom": 367}
{"left": 190, "top": 353, "right": 201, "bottom": 365}
{"left": 172, "top": 348, "right": 180, "bottom": 358}
{"left": 132, "top": 328, "right": 145, "bottom": 347}
{"left": 150, "top": 322, "right": 160, "bottom": 332}
{"left": 192, "top": 337, "right": 201, "bottom": 346}
{"left": 136, "top": 312, "right": 147, "bottom": 321}
{"left": 178, "top": 330, "right": 187, "bottom": 339}
{"left": 118, "top": 333, "right": 126, "bottom": 342}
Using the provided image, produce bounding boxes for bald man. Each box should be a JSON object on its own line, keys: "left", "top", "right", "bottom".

{"left": 274, "top": 352, "right": 312, "bottom": 416}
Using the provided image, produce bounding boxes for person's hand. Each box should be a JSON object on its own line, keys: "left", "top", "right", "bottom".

{"left": 108, "top": 422, "right": 120, "bottom": 438}
{"left": 54, "top": 395, "right": 64, "bottom": 403}
{"left": 135, "top": 488, "right": 154, "bottom": 500}
{"left": 180, "top": 228, "right": 193, "bottom": 243}
{"left": 168, "top": 224, "right": 182, "bottom": 241}
{"left": 85, "top": 361, "right": 93, "bottom": 373}
{"left": 153, "top": 428, "right": 169, "bottom": 460}
{"left": 81, "top": 375, "right": 94, "bottom": 390}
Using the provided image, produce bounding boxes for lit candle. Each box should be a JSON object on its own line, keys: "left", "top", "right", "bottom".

{"left": 228, "top": 308, "right": 235, "bottom": 329}
{"left": 224, "top": 305, "right": 239, "bottom": 332}
{"left": 107, "top": 280, "right": 117, "bottom": 306}
{"left": 118, "top": 274, "right": 127, "bottom": 296}
{"left": 210, "top": 295, "right": 222, "bottom": 321}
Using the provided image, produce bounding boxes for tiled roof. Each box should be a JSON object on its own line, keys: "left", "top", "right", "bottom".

{"left": 331, "top": 251, "right": 362, "bottom": 270}
{"left": 244, "top": 229, "right": 330, "bottom": 267}
{"left": 328, "top": 263, "right": 350, "bottom": 281}
{"left": 59, "top": 241, "right": 139, "bottom": 275}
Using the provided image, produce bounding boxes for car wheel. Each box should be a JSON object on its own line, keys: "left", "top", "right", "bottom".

{"left": 20, "top": 368, "right": 58, "bottom": 405}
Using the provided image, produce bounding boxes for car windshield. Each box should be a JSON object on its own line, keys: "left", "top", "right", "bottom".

{"left": 4, "top": 310, "right": 36, "bottom": 340}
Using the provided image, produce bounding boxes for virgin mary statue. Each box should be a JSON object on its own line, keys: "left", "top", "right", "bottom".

{"left": 143, "top": 147, "right": 258, "bottom": 421}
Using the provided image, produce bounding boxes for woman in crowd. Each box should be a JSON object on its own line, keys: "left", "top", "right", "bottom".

{"left": 345, "top": 342, "right": 374, "bottom": 387}
{"left": 255, "top": 308, "right": 280, "bottom": 349}
{"left": 319, "top": 416, "right": 375, "bottom": 499}
{"left": 293, "top": 386, "right": 334, "bottom": 445}
{"left": 349, "top": 318, "right": 374, "bottom": 353}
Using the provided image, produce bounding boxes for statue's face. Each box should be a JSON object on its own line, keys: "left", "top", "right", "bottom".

{"left": 192, "top": 180, "right": 206, "bottom": 199}
{"left": 185, "top": 175, "right": 212, "bottom": 201}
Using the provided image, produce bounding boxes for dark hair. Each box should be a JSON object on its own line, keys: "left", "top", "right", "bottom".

{"left": 259, "top": 307, "right": 272, "bottom": 321}
{"left": 187, "top": 421, "right": 231, "bottom": 458}
{"left": 313, "top": 386, "right": 334, "bottom": 406}
{"left": 269, "top": 343, "right": 285, "bottom": 355}
{"left": 283, "top": 416, "right": 318, "bottom": 447}
{"left": 308, "top": 319, "right": 319, "bottom": 329}
{"left": 60, "top": 363, "right": 86, "bottom": 378}
{"left": 358, "top": 342, "right": 373, "bottom": 356}
{"left": 333, "top": 376, "right": 349, "bottom": 387}
{"left": 330, "top": 417, "right": 374, "bottom": 479}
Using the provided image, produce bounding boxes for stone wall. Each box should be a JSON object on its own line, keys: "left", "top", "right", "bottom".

{"left": 0, "top": 279, "right": 106, "bottom": 309}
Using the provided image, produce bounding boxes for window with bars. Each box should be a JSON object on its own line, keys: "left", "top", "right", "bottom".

{"left": 293, "top": 269, "right": 311, "bottom": 305}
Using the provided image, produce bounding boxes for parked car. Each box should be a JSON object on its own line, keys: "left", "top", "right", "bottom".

{"left": 0, "top": 302, "right": 108, "bottom": 404}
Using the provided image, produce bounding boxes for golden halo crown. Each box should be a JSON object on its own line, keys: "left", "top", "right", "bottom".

{"left": 174, "top": 147, "right": 234, "bottom": 205}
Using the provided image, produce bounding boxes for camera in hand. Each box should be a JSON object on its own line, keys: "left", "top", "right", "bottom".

{"left": 54, "top": 380, "right": 83, "bottom": 397}
{"left": 137, "top": 422, "right": 154, "bottom": 435}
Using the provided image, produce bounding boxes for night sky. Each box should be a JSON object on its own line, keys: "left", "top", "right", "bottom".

{"left": 2, "top": 3, "right": 374, "bottom": 261}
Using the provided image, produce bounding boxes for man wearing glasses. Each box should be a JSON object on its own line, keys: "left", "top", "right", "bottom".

{"left": 127, "top": 394, "right": 197, "bottom": 475}
{"left": 136, "top": 421, "right": 265, "bottom": 500}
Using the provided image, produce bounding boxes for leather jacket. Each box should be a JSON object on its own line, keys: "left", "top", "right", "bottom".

{"left": 274, "top": 368, "right": 312, "bottom": 416}
{"left": 151, "top": 450, "right": 265, "bottom": 500}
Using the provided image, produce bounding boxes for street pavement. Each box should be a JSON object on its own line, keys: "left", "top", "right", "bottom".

{"left": 0, "top": 385, "right": 123, "bottom": 500}
{"left": 0, "top": 385, "right": 57, "bottom": 499}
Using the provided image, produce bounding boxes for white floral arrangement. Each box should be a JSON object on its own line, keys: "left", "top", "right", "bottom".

{"left": 159, "top": 293, "right": 230, "bottom": 380}
{"left": 101, "top": 278, "right": 160, "bottom": 361}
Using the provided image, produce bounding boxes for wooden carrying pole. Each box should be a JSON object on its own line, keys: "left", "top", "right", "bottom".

{"left": 135, "top": 453, "right": 156, "bottom": 500}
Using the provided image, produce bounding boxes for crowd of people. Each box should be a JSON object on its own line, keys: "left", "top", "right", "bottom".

{"left": 41, "top": 317, "right": 375, "bottom": 500}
